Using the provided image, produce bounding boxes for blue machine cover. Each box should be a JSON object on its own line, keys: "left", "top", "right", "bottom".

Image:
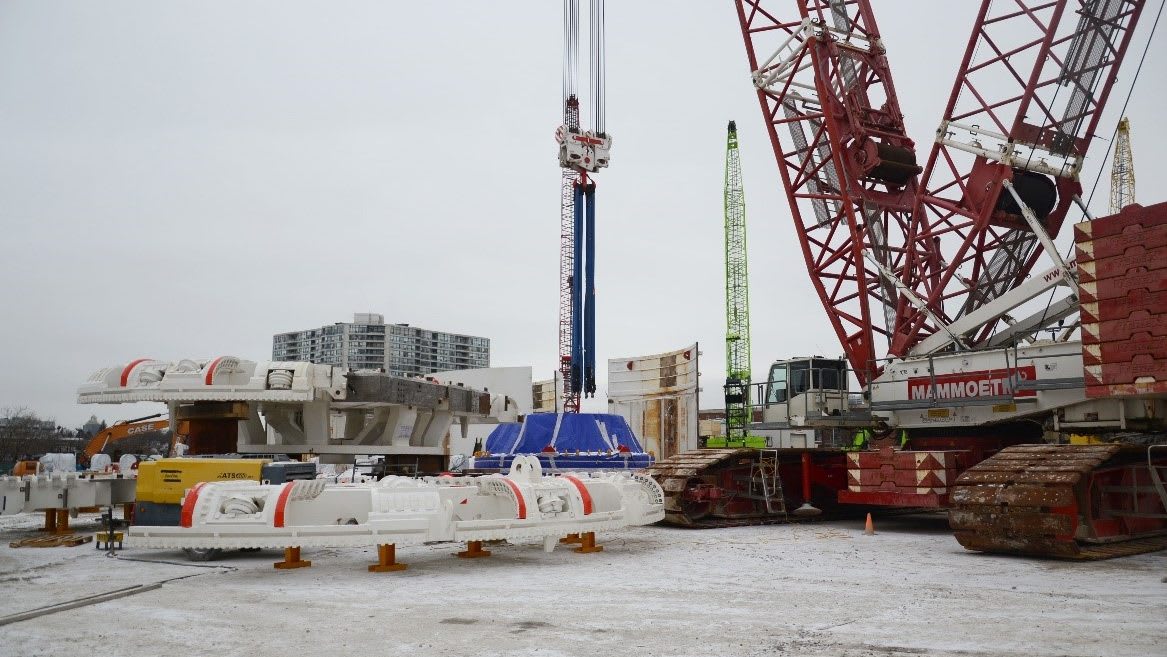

{"left": 476, "top": 413, "right": 652, "bottom": 470}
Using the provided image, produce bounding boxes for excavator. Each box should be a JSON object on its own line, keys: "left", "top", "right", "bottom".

{"left": 6, "top": 414, "right": 172, "bottom": 475}
{"left": 82, "top": 413, "right": 173, "bottom": 466}
{"left": 646, "top": 0, "right": 1167, "bottom": 559}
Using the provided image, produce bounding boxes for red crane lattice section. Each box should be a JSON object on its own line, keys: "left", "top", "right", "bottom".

{"left": 735, "top": 0, "right": 929, "bottom": 383}
{"left": 735, "top": 0, "right": 1147, "bottom": 380}
{"left": 908, "top": 0, "right": 1146, "bottom": 352}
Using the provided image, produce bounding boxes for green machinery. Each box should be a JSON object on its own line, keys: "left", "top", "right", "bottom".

{"left": 711, "top": 121, "right": 764, "bottom": 448}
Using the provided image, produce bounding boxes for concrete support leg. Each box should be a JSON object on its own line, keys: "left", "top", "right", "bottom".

{"left": 559, "top": 533, "right": 582, "bottom": 544}
{"left": 574, "top": 532, "right": 603, "bottom": 554}
{"left": 274, "top": 546, "right": 311, "bottom": 569}
{"left": 53, "top": 510, "right": 71, "bottom": 534}
{"left": 456, "top": 540, "right": 492, "bottom": 559}
{"left": 369, "top": 544, "right": 408, "bottom": 573}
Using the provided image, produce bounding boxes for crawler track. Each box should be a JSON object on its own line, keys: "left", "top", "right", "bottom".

{"left": 644, "top": 448, "right": 788, "bottom": 528}
{"left": 950, "top": 444, "right": 1167, "bottom": 559}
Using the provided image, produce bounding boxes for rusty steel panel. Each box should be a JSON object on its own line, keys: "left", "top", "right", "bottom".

{"left": 955, "top": 470, "right": 1082, "bottom": 485}
{"left": 641, "top": 399, "right": 662, "bottom": 458}
{"left": 651, "top": 467, "right": 701, "bottom": 478}
{"left": 965, "top": 453, "right": 1109, "bottom": 464}
{"left": 949, "top": 509, "right": 1074, "bottom": 536}
{"left": 607, "top": 343, "right": 699, "bottom": 397}
{"left": 950, "top": 483, "right": 1075, "bottom": 507}
{"left": 959, "top": 445, "right": 1116, "bottom": 461}
{"left": 953, "top": 531, "right": 1081, "bottom": 558}
{"left": 1024, "top": 463, "right": 1106, "bottom": 472}
{"left": 607, "top": 343, "right": 700, "bottom": 459}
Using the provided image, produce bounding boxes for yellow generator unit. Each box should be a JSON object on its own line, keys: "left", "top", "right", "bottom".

{"left": 134, "top": 458, "right": 316, "bottom": 526}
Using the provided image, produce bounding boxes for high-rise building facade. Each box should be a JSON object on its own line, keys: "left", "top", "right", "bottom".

{"left": 272, "top": 313, "right": 490, "bottom": 377}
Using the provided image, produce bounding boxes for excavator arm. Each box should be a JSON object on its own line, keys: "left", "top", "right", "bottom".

{"left": 83, "top": 414, "right": 172, "bottom": 459}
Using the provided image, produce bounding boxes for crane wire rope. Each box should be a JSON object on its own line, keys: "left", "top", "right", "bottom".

{"left": 587, "top": 0, "right": 606, "bottom": 135}
{"left": 563, "top": 0, "right": 579, "bottom": 103}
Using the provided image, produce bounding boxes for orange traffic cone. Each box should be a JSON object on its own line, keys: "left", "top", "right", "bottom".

{"left": 864, "top": 513, "right": 875, "bottom": 536}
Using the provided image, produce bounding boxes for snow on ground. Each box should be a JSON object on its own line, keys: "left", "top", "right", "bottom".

{"left": 1, "top": 511, "right": 1164, "bottom": 657}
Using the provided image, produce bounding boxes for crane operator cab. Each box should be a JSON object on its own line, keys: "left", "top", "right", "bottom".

{"left": 757, "top": 357, "right": 851, "bottom": 448}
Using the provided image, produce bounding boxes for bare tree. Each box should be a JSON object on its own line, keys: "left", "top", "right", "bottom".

{"left": 0, "top": 407, "right": 80, "bottom": 468}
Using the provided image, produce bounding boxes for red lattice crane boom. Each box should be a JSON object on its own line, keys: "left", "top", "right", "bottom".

{"left": 908, "top": 0, "right": 1146, "bottom": 355}
{"left": 735, "top": 1, "right": 928, "bottom": 384}
{"left": 735, "top": 0, "right": 1148, "bottom": 381}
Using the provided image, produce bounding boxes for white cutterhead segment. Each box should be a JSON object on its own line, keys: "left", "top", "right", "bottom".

{"left": 77, "top": 359, "right": 348, "bottom": 404}
{"left": 202, "top": 356, "right": 244, "bottom": 385}
{"left": 126, "top": 470, "right": 665, "bottom": 551}
{"left": 113, "top": 359, "right": 167, "bottom": 388}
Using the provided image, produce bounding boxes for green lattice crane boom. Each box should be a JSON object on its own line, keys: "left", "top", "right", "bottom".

{"left": 1109, "top": 117, "right": 1135, "bottom": 214}
{"left": 723, "top": 120, "right": 752, "bottom": 439}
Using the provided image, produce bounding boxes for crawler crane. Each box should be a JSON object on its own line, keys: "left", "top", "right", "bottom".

{"left": 648, "top": 0, "right": 1167, "bottom": 559}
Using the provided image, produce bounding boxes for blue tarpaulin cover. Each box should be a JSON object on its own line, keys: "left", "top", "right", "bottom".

{"left": 474, "top": 413, "right": 652, "bottom": 470}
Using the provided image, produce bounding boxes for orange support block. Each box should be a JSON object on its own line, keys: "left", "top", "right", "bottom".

{"left": 559, "top": 533, "right": 582, "bottom": 544}
{"left": 52, "top": 510, "right": 71, "bottom": 534}
{"left": 369, "top": 543, "right": 408, "bottom": 573}
{"left": 43, "top": 509, "right": 57, "bottom": 533}
{"left": 274, "top": 546, "right": 311, "bottom": 569}
{"left": 574, "top": 531, "right": 603, "bottom": 554}
{"left": 456, "top": 540, "right": 492, "bottom": 559}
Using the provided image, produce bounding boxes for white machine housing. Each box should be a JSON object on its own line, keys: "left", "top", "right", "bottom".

{"left": 756, "top": 356, "right": 862, "bottom": 448}
{"left": 78, "top": 357, "right": 518, "bottom": 465}
{"left": 556, "top": 126, "right": 612, "bottom": 172}
{"left": 127, "top": 456, "right": 665, "bottom": 551}
{"left": 0, "top": 472, "right": 136, "bottom": 517}
{"left": 870, "top": 340, "right": 1166, "bottom": 431}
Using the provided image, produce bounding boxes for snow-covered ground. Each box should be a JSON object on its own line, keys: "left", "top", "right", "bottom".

{"left": 1, "top": 511, "right": 1163, "bottom": 657}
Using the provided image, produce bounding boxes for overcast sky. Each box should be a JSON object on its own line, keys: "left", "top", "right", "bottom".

{"left": 1, "top": 2, "right": 1164, "bottom": 428}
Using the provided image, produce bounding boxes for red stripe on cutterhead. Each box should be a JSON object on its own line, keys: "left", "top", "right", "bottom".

{"left": 120, "top": 359, "right": 150, "bottom": 387}
{"left": 501, "top": 478, "right": 527, "bottom": 519}
{"left": 180, "top": 482, "right": 207, "bottom": 528}
{"left": 273, "top": 482, "right": 295, "bottom": 528}
{"left": 562, "top": 475, "right": 593, "bottom": 515}
{"left": 203, "top": 356, "right": 225, "bottom": 385}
